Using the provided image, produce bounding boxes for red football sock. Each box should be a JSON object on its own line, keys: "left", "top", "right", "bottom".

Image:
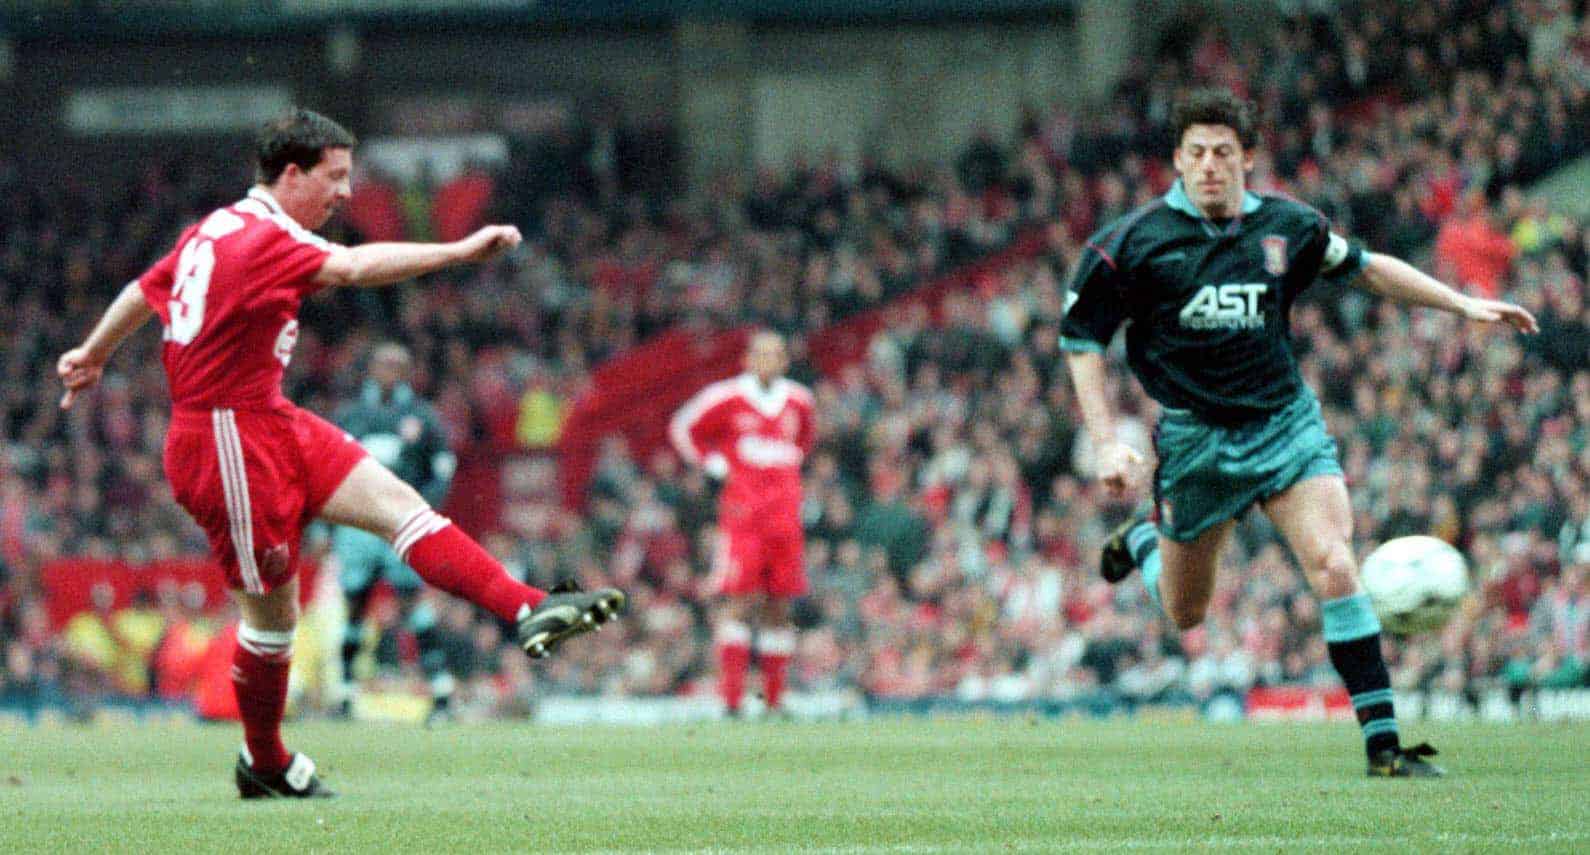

{"left": 234, "top": 624, "right": 294, "bottom": 774}
{"left": 393, "top": 509, "right": 545, "bottom": 623}
{"left": 757, "top": 628, "right": 796, "bottom": 711}
{"left": 717, "top": 621, "right": 752, "bottom": 712}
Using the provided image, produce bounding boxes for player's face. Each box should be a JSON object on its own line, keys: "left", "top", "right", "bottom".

{"left": 280, "top": 147, "right": 353, "bottom": 230}
{"left": 1172, "top": 125, "right": 1254, "bottom": 218}
{"left": 745, "top": 335, "right": 788, "bottom": 383}
{"left": 370, "top": 349, "right": 410, "bottom": 390}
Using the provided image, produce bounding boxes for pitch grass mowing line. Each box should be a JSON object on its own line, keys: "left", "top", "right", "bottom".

{"left": 581, "top": 833, "right": 1590, "bottom": 854}
{"left": 2, "top": 720, "right": 1586, "bottom": 853}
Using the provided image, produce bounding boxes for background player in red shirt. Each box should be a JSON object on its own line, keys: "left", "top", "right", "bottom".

{"left": 670, "top": 332, "right": 815, "bottom": 717}
{"left": 56, "top": 110, "right": 625, "bottom": 798}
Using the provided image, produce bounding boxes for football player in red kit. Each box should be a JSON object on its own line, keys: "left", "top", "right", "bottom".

{"left": 670, "top": 331, "right": 815, "bottom": 717}
{"left": 57, "top": 109, "right": 625, "bottom": 798}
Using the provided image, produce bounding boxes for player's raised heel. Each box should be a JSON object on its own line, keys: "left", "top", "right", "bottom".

{"left": 235, "top": 752, "right": 336, "bottom": 799}
{"left": 517, "top": 586, "right": 628, "bottom": 659}
{"left": 1367, "top": 742, "right": 1445, "bottom": 778}
{"left": 1100, "top": 516, "right": 1146, "bottom": 584}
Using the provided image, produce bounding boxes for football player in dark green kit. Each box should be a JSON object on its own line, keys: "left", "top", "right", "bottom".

{"left": 1061, "top": 89, "right": 1537, "bottom": 777}
{"left": 331, "top": 343, "right": 459, "bottom": 723}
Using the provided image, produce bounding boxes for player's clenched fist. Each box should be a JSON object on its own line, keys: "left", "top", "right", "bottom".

{"left": 455, "top": 225, "right": 522, "bottom": 263}
{"left": 1096, "top": 440, "right": 1143, "bottom": 500}
{"left": 57, "top": 347, "right": 104, "bottom": 410}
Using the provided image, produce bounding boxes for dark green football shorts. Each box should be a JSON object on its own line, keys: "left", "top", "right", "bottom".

{"left": 1152, "top": 391, "right": 1343, "bottom": 542}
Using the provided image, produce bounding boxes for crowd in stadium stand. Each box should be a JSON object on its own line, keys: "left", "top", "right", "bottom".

{"left": 3, "top": 0, "right": 1589, "bottom": 719}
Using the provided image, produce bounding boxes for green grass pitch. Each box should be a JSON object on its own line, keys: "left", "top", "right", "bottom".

{"left": 3, "top": 719, "right": 1587, "bottom": 852}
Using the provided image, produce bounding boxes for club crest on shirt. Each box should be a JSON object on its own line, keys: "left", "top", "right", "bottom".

{"left": 1261, "top": 235, "right": 1288, "bottom": 276}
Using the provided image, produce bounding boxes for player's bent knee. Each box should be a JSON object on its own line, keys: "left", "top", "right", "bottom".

{"left": 1166, "top": 600, "right": 1208, "bottom": 631}
{"left": 1162, "top": 583, "right": 1210, "bottom": 630}
{"left": 1308, "top": 546, "right": 1359, "bottom": 599}
{"left": 720, "top": 597, "right": 756, "bottom": 622}
{"left": 235, "top": 591, "right": 299, "bottom": 632}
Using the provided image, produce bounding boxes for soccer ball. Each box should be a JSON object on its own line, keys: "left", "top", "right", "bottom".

{"left": 1358, "top": 536, "right": 1470, "bottom": 636}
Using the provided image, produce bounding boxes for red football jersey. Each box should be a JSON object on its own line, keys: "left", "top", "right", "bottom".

{"left": 669, "top": 374, "right": 815, "bottom": 527}
{"left": 136, "top": 188, "right": 336, "bottom": 410}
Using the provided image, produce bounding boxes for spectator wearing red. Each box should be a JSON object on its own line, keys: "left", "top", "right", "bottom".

{"left": 1435, "top": 192, "right": 1518, "bottom": 299}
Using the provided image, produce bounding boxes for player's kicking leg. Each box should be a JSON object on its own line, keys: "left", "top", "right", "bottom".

{"left": 318, "top": 458, "right": 626, "bottom": 660}
{"left": 1262, "top": 475, "right": 1443, "bottom": 778}
{"left": 1100, "top": 515, "right": 1232, "bottom": 631}
{"left": 231, "top": 575, "right": 334, "bottom": 799}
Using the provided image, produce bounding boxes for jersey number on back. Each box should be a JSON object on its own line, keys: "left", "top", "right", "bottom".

{"left": 167, "top": 210, "right": 244, "bottom": 345}
{"left": 167, "top": 239, "right": 214, "bottom": 344}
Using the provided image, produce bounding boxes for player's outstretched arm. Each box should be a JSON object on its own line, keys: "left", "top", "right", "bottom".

{"left": 1063, "top": 350, "right": 1142, "bottom": 500}
{"left": 1356, "top": 252, "right": 1539, "bottom": 334}
{"left": 315, "top": 224, "right": 522, "bottom": 288}
{"left": 58, "top": 281, "right": 156, "bottom": 409}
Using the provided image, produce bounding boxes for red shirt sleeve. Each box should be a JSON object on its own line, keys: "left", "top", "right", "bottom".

{"left": 670, "top": 390, "right": 726, "bottom": 465}
{"left": 251, "top": 219, "right": 336, "bottom": 297}
{"left": 135, "top": 244, "right": 183, "bottom": 326}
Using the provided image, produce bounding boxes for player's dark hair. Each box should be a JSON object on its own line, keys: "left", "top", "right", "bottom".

{"left": 1170, "top": 88, "right": 1258, "bottom": 150}
{"left": 255, "top": 109, "right": 357, "bottom": 184}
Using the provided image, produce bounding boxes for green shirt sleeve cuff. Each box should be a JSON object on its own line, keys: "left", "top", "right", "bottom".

{"left": 1325, "top": 241, "right": 1368, "bottom": 284}
{"left": 1059, "top": 336, "right": 1106, "bottom": 354}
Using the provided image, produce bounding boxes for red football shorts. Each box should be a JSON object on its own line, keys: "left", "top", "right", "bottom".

{"left": 164, "top": 403, "right": 367, "bottom": 595}
{"left": 712, "top": 522, "right": 807, "bottom": 598}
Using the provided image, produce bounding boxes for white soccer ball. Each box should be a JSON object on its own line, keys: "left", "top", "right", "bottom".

{"left": 1359, "top": 535, "right": 1470, "bottom": 636}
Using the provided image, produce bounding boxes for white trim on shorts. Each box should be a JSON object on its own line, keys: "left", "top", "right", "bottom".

{"left": 212, "top": 408, "right": 264, "bottom": 593}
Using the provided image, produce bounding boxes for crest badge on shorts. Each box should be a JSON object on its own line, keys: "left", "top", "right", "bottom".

{"left": 1261, "top": 235, "right": 1288, "bottom": 276}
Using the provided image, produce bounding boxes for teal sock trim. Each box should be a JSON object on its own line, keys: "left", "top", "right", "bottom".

{"left": 1141, "top": 550, "right": 1163, "bottom": 610}
{"left": 1125, "top": 521, "right": 1158, "bottom": 561}
{"left": 1321, "top": 593, "right": 1381, "bottom": 643}
{"left": 1350, "top": 688, "right": 1395, "bottom": 710}
{"left": 1361, "top": 718, "right": 1399, "bottom": 738}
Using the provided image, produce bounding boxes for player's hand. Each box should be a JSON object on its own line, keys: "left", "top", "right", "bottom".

{"left": 455, "top": 225, "right": 522, "bottom": 263}
{"left": 1459, "top": 296, "right": 1539, "bottom": 334}
{"left": 1096, "top": 441, "right": 1144, "bottom": 501}
{"left": 57, "top": 346, "right": 105, "bottom": 410}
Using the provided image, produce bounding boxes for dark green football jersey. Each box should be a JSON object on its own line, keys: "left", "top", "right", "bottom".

{"left": 1061, "top": 180, "right": 1365, "bottom": 425}
{"left": 334, "top": 382, "right": 456, "bottom": 507}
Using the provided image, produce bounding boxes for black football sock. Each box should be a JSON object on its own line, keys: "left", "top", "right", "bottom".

{"left": 1322, "top": 593, "right": 1399, "bottom": 757}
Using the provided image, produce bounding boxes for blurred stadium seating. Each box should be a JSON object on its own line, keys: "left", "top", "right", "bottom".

{"left": 1, "top": 0, "right": 1587, "bottom": 723}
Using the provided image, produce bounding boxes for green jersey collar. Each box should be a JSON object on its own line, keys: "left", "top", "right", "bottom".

{"left": 1164, "top": 179, "right": 1262, "bottom": 220}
